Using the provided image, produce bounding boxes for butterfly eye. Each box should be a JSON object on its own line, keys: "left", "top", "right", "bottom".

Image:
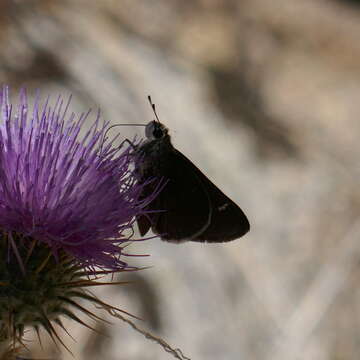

{"left": 152, "top": 126, "right": 164, "bottom": 139}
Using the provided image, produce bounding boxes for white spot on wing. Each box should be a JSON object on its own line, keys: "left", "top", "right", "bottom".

{"left": 218, "top": 203, "right": 229, "bottom": 211}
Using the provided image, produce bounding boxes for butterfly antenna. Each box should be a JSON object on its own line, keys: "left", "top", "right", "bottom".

{"left": 148, "top": 95, "right": 161, "bottom": 123}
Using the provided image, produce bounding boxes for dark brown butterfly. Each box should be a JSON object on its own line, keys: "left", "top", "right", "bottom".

{"left": 135, "top": 97, "right": 250, "bottom": 243}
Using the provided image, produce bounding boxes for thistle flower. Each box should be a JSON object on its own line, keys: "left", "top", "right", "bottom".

{"left": 0, "top": 86, "right": 150, "bottom": 270}
{"left": 0, "top": 86, "right": 154, "bottom": 358}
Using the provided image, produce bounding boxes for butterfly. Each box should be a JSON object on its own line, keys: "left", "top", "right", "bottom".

{"left": 135, "top": 97, "right": 250, "bottom": 243}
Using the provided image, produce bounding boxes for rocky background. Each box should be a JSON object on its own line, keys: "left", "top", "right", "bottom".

{"left": 1, "top": 0, "right": 360, "bottom": 359}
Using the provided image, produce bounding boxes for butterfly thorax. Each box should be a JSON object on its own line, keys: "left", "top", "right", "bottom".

{"left": 135, "top": 121, "right": 173, "bottom": 179}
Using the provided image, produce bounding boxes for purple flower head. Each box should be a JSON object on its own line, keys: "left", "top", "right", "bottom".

{"left": 0, "top": 86, "right": 151, "bottom": 270}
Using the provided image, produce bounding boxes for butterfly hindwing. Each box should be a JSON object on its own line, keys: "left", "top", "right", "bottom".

{"left": 137, "top": 148, "right": 212, "bottom": 242}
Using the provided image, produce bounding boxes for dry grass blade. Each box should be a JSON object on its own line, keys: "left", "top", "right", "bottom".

{"left": 108, "top": 309, "right": 191, "bottom": 360}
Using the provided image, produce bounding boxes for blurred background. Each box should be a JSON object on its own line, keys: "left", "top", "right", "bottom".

{"left": 2, "top": 0, "right": 360, "bottom": 359}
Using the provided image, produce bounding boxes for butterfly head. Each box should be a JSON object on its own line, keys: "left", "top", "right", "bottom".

{"left": 145, "top": 120, "right": 169, "bottom": 141}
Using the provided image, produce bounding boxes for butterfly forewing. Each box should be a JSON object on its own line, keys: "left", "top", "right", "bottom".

{"left": 171, "top": 150, "right": 249, "bottom": 242}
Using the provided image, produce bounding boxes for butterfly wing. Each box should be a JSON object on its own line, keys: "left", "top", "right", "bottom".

{"left": 137, "top": 148, "right": 212, "bottom": 242}
{"left": 172, "top": 150, "right": 250, "bottom": 242}
{"left": 137, "top": 148, "right": 250, "bottom": 242}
